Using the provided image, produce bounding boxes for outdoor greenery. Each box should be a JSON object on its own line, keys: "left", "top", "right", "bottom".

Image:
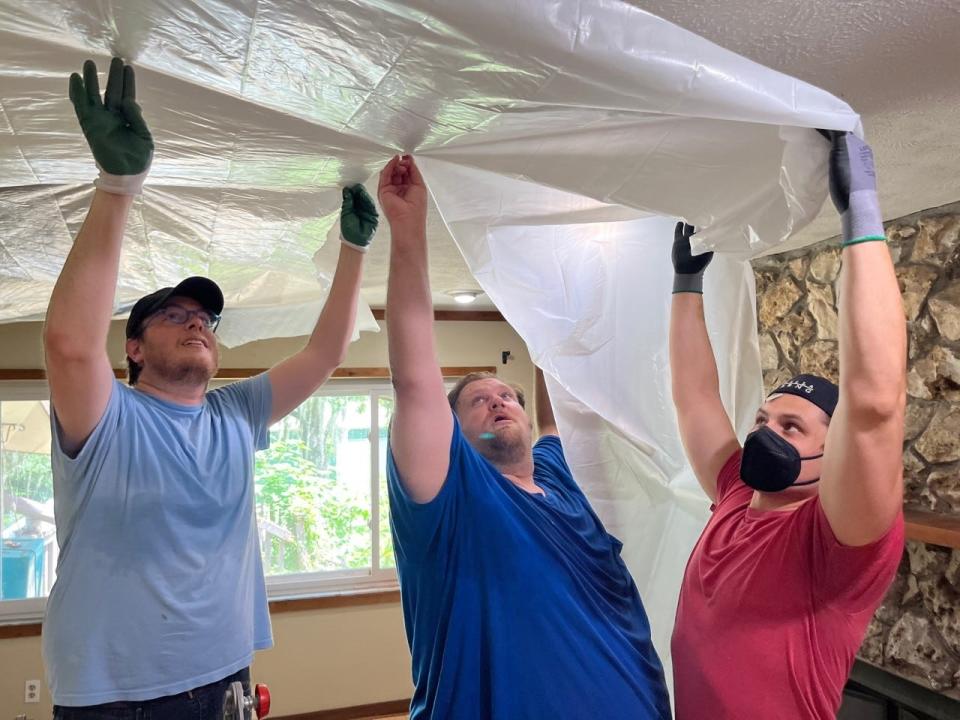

{"left": 253, "top": 393, "right": 395, "bottom": 575}
{"left": 1, "top": 450, "right": 53, "bottom": 529}
{"left": 2, "top": 390, "right": 396, "bottom": 601}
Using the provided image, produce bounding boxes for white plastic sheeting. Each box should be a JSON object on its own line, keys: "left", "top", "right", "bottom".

{"left": 0, "top": 0, "right": 859, "bottom": 684}
{"left": 419, "top": 162, "right": 767, "bottom": 679}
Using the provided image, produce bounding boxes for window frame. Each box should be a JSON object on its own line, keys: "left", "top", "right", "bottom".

{"left": 0, "top": 380, "right": 56, "bottom": 624}
{"left": 0, "top": 377, "right": 403, "bottom": 624}
{"left": 228, "top": 377, "right": 401, "bottom": 600}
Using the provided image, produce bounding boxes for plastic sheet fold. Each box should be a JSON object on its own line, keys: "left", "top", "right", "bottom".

{"left": 0, "top": 0, "right": 859, "bottom": 689}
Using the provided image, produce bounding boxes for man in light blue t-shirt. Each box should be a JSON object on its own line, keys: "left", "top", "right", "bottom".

{"left": 379, "top": 154, "right": 671, "bottom": 719}
{"left": 43, "top": 58, "right": 378, "bottom": 719}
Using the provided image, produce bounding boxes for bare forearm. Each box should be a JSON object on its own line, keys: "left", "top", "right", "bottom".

{"left": 386, "top": 228, "right": 441, "bottom": 386}
{"left": 535, "top": 367, "right": 557, "bottom": 434}
{"left": 670, "top": 293, "right": 722, "bottom": 406}
{"left": 669, "top": 292, "right": 738, "bottom": 498}
{"left": 45, "top": 190, "right": 132, "bottom": 355}
{"left": 838, "top": 243, "right": 907, "bottom": 416}
{"left": 303, "top": 244, "right": 364, "bottom": 365}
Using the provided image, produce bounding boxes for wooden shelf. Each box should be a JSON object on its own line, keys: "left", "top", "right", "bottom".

{"left": 904, "top": 508, "right": 960, "bottom": 549}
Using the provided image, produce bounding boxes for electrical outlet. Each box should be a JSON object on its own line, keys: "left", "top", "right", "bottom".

{"left": 24, "top": 678, "right": 41, "bottom": 703}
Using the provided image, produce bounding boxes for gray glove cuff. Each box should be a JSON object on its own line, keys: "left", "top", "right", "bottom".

{"left": 673, "top": 273, "right": 704, "bottom": 294}
{"left": 841, "top": 189, "right": 885, "bottom": 245}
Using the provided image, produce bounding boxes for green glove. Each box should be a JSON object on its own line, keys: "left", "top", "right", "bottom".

{"left": 340, "top": 184, "right": 378, "bottom": 252}
{"left": 69, "top": 57, "right": 153, "bottom": 194}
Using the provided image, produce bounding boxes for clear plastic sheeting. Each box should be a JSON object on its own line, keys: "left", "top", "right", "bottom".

{"left": 0, "top": 0, "right": 857, "bottom": 684}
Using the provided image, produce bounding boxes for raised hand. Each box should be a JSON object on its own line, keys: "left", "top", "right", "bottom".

{"left": 69, "top": 57, "right": 153, "bottom": 194}
{"left": 377, "top": 155, "right": 428, "bottom": 233}
{"left": 824, "top": 131, "right": 884, "bottom": 246}
{"left": 340, "top": 184, "right": 378, "bottom": 252}
{"left": 671, "top": 222, "right": 713, "bottom": 294}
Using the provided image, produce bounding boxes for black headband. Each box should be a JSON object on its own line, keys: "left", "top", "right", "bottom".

{"left": 769, "top": 374, "right": 839, "bottom": 417}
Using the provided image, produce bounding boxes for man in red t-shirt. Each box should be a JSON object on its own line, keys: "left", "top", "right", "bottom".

{"left": 667, "top": 131, "right": 906, "bottom": 719}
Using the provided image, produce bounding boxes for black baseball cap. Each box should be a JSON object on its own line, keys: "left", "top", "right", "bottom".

{"left": 769, "top": 373, "right": 839, "bottom": 417}
{"left": 125, "top": 277, "right": 224, "bottom": 338}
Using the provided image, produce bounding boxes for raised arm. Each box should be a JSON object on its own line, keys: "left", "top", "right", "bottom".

{"left": 819, "top": 132, "right": 906, "bottom": 546}
{"left": 669, "top": 223, "right": 740, "bottom": 501}
{"left": 44, "top": 58, "right": 154, "bottom": 455}
{"left": 267, "top": 185, "right": 376, "bottom": 423}
{"left": 535, "top": 367, "right": 559, "bottom": 438}
{"left": 382, "top": 156, "right": 452, "bottom": 503}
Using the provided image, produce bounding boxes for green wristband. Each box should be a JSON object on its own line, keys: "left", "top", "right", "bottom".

{"left": 841, "top": 235, "right": 886, "bottom": 248}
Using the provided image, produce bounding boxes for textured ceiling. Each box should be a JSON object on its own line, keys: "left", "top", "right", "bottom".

{"left": 629, "top": 0, "right": 960, "bottom": 247}
{"left": 390, "top": 0, "right": 960, "bottom": 309}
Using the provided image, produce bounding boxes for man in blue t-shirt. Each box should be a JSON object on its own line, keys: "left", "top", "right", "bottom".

{"left": 42, "top": 58, "right": 378, "bottom": 718}
{"left": 378, "top": 154, "right": 671, "bottom": 719}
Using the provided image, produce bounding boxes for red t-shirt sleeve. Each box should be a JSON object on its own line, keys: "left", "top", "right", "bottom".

{"left": 714, "top": 448, "right": 745, "bottom": 505}
{"left": 810, "top": 500, "right": 905, "bottom": 614}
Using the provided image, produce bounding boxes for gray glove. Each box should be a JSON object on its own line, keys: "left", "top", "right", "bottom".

{"left": 825, "top": 131, "right": 884, "bottom": 246}
{"left": 671, "top": 222, "right": 713, "bottom": 294}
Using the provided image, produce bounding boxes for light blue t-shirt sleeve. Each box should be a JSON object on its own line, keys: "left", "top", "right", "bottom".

{"left": 49, "top": 380, "right": 125, "bottom": 532}
{"left": 208, "top": 373, "right": 273, "bottom": 451}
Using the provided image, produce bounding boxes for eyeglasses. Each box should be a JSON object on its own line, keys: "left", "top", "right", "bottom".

{"left": 149, "top": 304, "right": 221, "bottom": 332}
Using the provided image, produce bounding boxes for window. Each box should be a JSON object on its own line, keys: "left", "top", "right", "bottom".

{"left": 0, "top": 382, "right": 55, "bottom": 622}
{"left": 251, "top": 380, "right": 398, "bottom": 597}
{"left": 0, "top": 378, "right": 401, "bottom": 623}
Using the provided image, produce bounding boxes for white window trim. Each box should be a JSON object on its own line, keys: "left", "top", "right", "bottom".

{"left": 256, "top": 378, "right": 400, "bottom": 601}
{"left": 1, "top": 381, "right": 56, "bottom": 624}
{"left": 0, "top": 377, "right": 401, "bottom": 625}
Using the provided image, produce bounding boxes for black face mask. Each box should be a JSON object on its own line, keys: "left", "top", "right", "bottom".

{"left": 740, "top": 426, "right": 823, "bottom": 493}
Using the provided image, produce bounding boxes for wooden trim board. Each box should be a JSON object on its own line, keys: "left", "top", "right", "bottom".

{"left": 273, "top": 699, "right": 410, "bottom": 719}
{"left": 904, "top": 508, "right": 960, "bottom": 549}
{"left": 0, "top": 366, "right": 495, "bottom": 381}
{"left": 370, "top": 308, "right": 503, "bottom": 322}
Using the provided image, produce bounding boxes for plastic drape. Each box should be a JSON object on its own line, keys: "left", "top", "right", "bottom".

{"left": 0, "top": 0, "right": 859, "bottom": 687}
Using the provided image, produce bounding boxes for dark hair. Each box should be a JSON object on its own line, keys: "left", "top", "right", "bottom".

{"left": 447, "top": 371, "right": 526, "bottom": 413}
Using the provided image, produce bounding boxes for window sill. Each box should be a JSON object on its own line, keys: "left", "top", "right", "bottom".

{"left": 269, "top": 587, "right": 401, "bottom": 614}
{"left": 0, "top": 586, "right": 401, "bottom": 639}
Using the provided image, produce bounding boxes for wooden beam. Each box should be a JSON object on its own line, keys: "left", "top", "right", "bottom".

{"left": 0, "top": 366, "right": 496, "bottom": 382}
{"left": 904, "top": 508, "right": 960, "bottom": 549}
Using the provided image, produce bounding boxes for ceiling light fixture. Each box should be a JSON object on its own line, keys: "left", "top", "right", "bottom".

{"left": 450, "top": 290, "right": 481, "bottom": 305}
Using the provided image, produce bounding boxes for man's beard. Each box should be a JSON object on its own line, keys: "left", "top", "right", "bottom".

{"left": 476, "top": 428, "right": 528, "bottom": 468}
{"left": 151, "top": 354, "right": 216, "bottom": 388}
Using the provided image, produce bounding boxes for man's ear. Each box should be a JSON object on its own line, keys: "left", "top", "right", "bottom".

{"left": 126, "top": 336, "right": 144, "bottom": 364}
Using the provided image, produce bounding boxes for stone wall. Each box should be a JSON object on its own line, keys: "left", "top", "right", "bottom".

{"left": 752, "top": 203, "right": 960, "bottom": 698}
